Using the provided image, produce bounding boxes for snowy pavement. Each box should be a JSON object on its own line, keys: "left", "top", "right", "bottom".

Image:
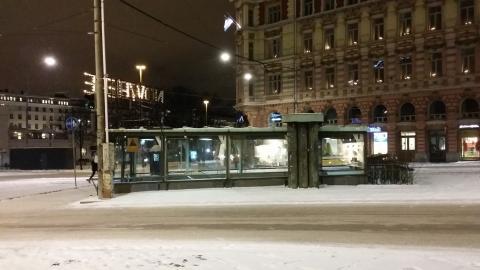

{"left": 74, "top": 161, "right": 480, "bottom": 208}
{"left": 0, "top": 170, "right": 90, "bottom": 201}
{"left": 0, "top": 240, "right": 479, "bottom": 270}
{"left": 0, "top": 163, "right": 479, "bottom": 269}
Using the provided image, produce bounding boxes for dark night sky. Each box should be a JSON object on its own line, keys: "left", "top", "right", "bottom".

{"left": 0, "top": 0, "right": 236, "bottom": 99}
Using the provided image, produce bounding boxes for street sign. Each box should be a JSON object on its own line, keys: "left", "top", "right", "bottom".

{"left": 66, "top": 117, "right": 79, "bottom": 131}
{"left": 126, "top": 138, "right": 140, "bottom": 152}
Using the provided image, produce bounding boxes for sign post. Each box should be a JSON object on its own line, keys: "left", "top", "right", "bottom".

{"left": 66, "top": 117, "right": 79, "bottom": 188}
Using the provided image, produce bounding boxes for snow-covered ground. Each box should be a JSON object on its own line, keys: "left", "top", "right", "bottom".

{"left": 74, "top": 161, "right": 480, "bottom": 208}
{"left": 1, "top": 163, "right": 479, "bottom": 269}
{"left": 0, "top": 169, "right": 91, "bottom": 201}
{"left": 0, "top": 240, "right": 479, "bottom": 270}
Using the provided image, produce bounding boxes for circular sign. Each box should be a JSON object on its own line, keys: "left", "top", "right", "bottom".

{"left": 65, "top": 117, "right": 79, "bottom": 131}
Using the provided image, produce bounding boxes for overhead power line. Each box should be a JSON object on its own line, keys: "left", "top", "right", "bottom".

{"left": 34, "top": 9, "right": 92, "bottom": 30}
{"left": 106, "top": 23, "right": 167, "bottom": 45}
{"left": 117, "top": 0, "right": 295, "bottom": 71}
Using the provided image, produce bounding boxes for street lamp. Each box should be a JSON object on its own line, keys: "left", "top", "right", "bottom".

{"left": 220, "top": 52, "right": 231, "bottom": 63}
{"left": 135, "top": 64, "right": 146, "bottom": 84}
{"left": 43, "top": 56, "right": 57, "bottom": 67}
{"left": 203, "top": 100, "right": 209, "bottom": 126}
{"left": 243, "top": 72, "right": 253, "bottom": 81}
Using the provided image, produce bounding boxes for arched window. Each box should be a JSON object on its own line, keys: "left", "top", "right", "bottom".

{"left": 461, "top": 98, "right": 479, "bottom": 118}
{"left": 429, "top": 100, "right": 446, "bottom": 120}
{"left": 348, "top": 106, "right": 362, "bottom": 124}
{"left": 325, "top": 108, "right": 337, "bottom": 124}
{"left": 373, "top": 105, "right": 388, "bottom": 123}
{"left": 399, "top": 103, "right": 415, "bottom": 122}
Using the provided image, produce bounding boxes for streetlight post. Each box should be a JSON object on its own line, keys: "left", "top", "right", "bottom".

{"left": 203, "top": 100, "right": 209, "bottom": 127}
{"left": 135, "top": 65, "right": 146, "bottom": 84}
{"left": 135, "top": 65, "right": 146, "bottom": 123}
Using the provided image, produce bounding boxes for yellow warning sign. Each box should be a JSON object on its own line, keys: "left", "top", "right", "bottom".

{"left": 126, "top": 138, "right": 139, "bottom": 153}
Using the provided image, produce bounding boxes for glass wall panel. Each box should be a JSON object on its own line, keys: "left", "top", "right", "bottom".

{"left": 112, "top": 136, "right": 161, "bottom": 181}
{"left": 320, "top": 133, "right": 365, "bottom": 175}
{"left": 230, "top": 137, "right": 288, "bottom": 176}
{"left": 166, "top": 136, "right": 227, "bottom": 180}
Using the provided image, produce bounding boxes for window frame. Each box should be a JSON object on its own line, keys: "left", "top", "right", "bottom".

{"left": 373, "top": 17, "right": 384, "bottom": 40}
{"left": 347, "top": 22, "right": 359, "bottom": 46}
{"left": 399, "top": 11, "right": 412, "bottom": 36}
{"left": 400, "top": 56, "right": 413, "bottom": 80}
{"left": 267, "top": 73, "right": 282, "bottom": 95}
{"left": 325, "top": 67, "right": 336, "bottom": 89}
{"left": 460, "top": 0, "right": 475, "bottom": 25}
{"left": 324, "top": 28, "right": 335, "bottom": 50}
{"left": 267, "top": 3, "right": 281, "bottom": 24}
{"left": 428, "top": 5, "right": 442, "bottom": 31}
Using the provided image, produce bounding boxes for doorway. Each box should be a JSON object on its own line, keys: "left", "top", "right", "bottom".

{"left": 429, "top": 132, "right": 446, "bottom": 162}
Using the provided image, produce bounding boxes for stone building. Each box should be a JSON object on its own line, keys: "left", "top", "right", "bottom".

{"left": 0, "top": 92, "right": 94, "bottom": 168}
{"left": 232, "top": 0, "right": 480, "bottom": 162}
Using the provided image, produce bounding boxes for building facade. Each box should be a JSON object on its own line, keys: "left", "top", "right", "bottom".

{"left": 0, "top": 92, "right": 94, "bottom": 168}
{"left": 233, "top": 0, "right": 480, "bottom": 162}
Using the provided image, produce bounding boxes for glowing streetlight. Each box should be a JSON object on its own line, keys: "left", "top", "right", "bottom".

{"left": 135, "top": 64, "right": 147, "bottom": 84}
{"left": 43, "top": 56, "right": 57, "bottom": 67}
{"left": 220, "top": 52, "right": 231, "bottom": 63}
{"left": 243, "top": 72, "right": 253, "bottom": 81}
{"left": 203, "top": 100, "right": 210, "bottom": 126}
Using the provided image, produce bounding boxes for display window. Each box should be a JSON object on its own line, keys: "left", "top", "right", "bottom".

{"left": 320, "top": 133, "right": 365, "bottom": 175}
{"left": 373, "top": 132, "right": 388, "bottom": 154}
{"left": 461, "top": 137, "right": 479, "bottom": 159}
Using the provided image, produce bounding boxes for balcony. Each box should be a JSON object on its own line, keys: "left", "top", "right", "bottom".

{"left": 456, "top": 24, "right": 479, "bottom": 46}
{"left": 399, "top": 114, "right": 415, "bottom": 122}
{"left": 462, "top": 112, "right": 480, "bottom": 119}
{"left": 374, "top": 116, "right": 387, "bottom": 123}
{"left": 429, "top": 114, "right": 446, "bottom": 121}
{"left": 424, "top": 30, "right": 445, "bottom": 50}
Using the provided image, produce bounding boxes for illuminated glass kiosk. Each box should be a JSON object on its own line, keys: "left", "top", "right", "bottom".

{"left": 319, "top": 125, "right": 368, "bottom": 185}
{"left": 110, "top": 115, "right": 368, "bottom": 193}
{"left": 110, "top": 127, "right": 289, "bottom": 192}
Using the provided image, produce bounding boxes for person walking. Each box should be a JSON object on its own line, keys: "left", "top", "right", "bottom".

{"left": 87, "top": 151, "right": 98, "bottom": 183}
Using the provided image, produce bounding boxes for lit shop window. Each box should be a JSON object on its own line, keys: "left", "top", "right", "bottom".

{"left": 321, "top": 133, "right": 365, "bottom": 175}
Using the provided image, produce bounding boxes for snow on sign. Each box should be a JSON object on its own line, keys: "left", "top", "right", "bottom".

{"left": 126, "top": 138, "right": 140, "bottom": 153}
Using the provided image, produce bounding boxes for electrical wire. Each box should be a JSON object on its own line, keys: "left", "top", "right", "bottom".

{"left": 106, "top": 23, "right": 167, "bottom": 44}
{"left": 33, "top": 9, "right": 92, "bottom": 30}
{"left": 117, "top": 0, "right": 296, "bottom": 71}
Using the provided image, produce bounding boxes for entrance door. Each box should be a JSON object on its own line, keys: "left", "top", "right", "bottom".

{"left": 429, "top": 133, "right": 446, "bottom": 162}
{"left": 399, "top": 132, "right": 416, "bottom": 162}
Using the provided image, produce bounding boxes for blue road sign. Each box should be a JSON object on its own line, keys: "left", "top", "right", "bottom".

{"left": 66, "top": 117, "right": 79, "bottom": 131}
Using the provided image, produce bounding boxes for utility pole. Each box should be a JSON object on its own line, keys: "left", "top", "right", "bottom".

{"left": 94, "top": 0, "right": 112, "bottom": 198}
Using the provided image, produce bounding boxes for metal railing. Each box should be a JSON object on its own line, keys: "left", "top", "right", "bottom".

{"left": 366, "top": 155, "right": 414, "bottom": 184}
